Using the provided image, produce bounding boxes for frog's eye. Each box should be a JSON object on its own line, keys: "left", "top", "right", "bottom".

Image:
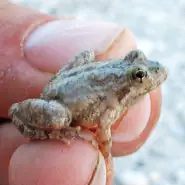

{"left": 132, "top": 69, "right": 147, "bottom": 83}
{"left": 136, "top": 70, "right": 146, "bottom": 79}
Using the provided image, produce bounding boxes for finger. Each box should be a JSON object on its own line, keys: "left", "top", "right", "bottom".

{"left": 0, "top": 3, "right": 131, "bottom": 117}
{"left": 0, "top": 3, "right": 136, "bottom": 184}
{"left": 0, "top": 1, "right": 160, "bottom": 185}
{"left": 0, "top": 124, "right": 107, "bottom": 185}
{"left": 0, "top": 2, "right": 57, "bottom": 117}
{"left": 0, "top": 123, "right": 27, "bottom": 185}
{"left": 9, "top": 140, "right": 106, "bottom": 185}
{"left": 111, "top": 88, "right": 162, "bottom": 156}
{"left": 0, "top": 1, "right": 156, "bottom": 158}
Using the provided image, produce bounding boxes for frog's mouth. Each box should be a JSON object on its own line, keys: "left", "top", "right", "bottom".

{"left": 150, "top": 68, "right": 168, "bottom": 91}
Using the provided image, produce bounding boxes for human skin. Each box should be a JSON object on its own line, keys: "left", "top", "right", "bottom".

{"left": 0, "top": 1, "right": 162, "bottom": 185}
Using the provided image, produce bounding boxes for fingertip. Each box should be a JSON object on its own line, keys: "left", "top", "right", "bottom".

{"left": 112, "top": 94, "right": 151, "bottom": 142}
{"left": 0, "top": 123, "right": 27, "bottom": 185}
{"left": 9, "top": 140, "right": 106, "bottom": 185}
{"left": 112, "top": 87, "right": 162, "bottom": 156}
{"left": 97, "top": 28, "right": 137, "bottom": 60}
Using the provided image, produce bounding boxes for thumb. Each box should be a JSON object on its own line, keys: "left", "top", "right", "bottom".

{"left": 0, "top": 2, "right": 135, "bottom": 117}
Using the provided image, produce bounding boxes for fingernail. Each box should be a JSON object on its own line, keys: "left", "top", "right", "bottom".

{"left": 112, "top": 94, "right": 151, "bottom": 142}
{"left": 24, "top": 20, "right": 124, "bottom": 72}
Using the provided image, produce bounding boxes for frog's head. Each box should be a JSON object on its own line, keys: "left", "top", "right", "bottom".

{"left": 119, "top": 50, "right": 168, "bottom": 107}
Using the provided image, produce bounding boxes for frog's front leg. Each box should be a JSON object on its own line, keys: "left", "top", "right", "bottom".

{"left": 9, "top": 99, "right": 72, "bottom": 140}
{"left": 97, "top": 109, "right": 119, "bottom": 185}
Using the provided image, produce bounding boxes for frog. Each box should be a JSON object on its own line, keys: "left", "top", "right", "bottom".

{"left": 8, "top": 49, "right": 168, "bottom": 185}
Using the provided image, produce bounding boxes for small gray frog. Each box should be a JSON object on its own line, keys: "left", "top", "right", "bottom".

{"left": 9, "top": 50, "right": 167, "bottom": 185}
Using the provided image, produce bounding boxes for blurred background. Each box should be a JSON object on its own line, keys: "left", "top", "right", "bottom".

{"left": 10, "top": 0, "right": 185, "bottom": 184}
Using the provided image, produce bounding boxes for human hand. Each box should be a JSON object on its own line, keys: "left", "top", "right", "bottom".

{"left": 0, "top": 1, "right": 162, "bottom": 185}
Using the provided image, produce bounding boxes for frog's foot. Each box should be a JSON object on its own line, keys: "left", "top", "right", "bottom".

{"left": 48, "top": 126, "right": 81, "bottom": 144}
{"left": 105, "top": 154, "right": 114, "bottom": 185}
{"left": 96, "top": 109, "right": 116, "bottom": 185}
{"left": 77, "top": 128, "right": 98, "bottom": 148}
{"left": 49, "top": 126, "right": 98, "bottom": 148}
{"left": 98, "top": 141, "right": 114, "bottom": 185}
{"left": 96, "top": 134, "right": 114, "bottom": 185}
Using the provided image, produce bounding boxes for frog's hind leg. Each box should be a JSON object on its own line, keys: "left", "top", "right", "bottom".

{"left": 47, "top": 126, "right": 99, "bottom": 147}
{"left": 44, "top": 126, "right": 82, "bottom": 144}
{"left": 57, "top": 50, "right": 95, "bottom": 74}
{"left": 50, "top": 50, "right": 96, "bottom": 81}
{"left": 67, "top": 50, "right": 95, "bottom": 69}
{"left": 9, "top": 99, "right": 72, "bottom": 137}
{"left": 9, "top": 98, "right": 98, "bottom": 145}
{"left": 9, "top": 119, "right": 81, "bottom": 145}
{"left": 50, "top": 50, "right": 95, "bottom": 81}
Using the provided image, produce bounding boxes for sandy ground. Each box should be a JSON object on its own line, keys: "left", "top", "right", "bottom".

{"left": 10, "top": 0, "right": 185, "bottom": 184}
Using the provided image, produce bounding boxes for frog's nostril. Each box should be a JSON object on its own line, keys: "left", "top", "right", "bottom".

{"left": 155, "top": 67, "right": 160, "bottom": 73}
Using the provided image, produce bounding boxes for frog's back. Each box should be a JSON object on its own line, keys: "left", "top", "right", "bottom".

{"left": 41, "top": 59, "right": 128, "bottom": 122}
